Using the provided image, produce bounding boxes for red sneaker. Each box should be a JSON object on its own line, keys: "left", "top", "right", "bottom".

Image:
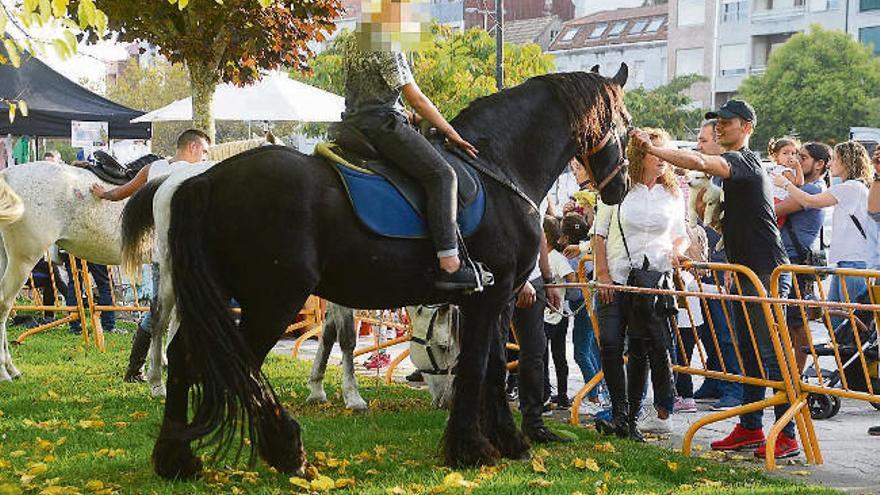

{"left": 364, "top": 352, "right": 390, "bottom": 370}
{"left": 754, "top": 433, "right": 799, "bottom": 459}
{"left": 711, "top": 424, "right": 765, "bottom": 451}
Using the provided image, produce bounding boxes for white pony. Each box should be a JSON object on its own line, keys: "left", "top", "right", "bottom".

{"left": 0, "top": 162, "right": 126, "bottom": 381}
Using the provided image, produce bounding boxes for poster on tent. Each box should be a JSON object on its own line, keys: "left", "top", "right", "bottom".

{"left": 71, "top": 121, "right": 109, "bottom": 150}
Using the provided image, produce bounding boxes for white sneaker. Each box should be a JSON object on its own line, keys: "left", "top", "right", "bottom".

{"left": 638, "top": 414, "right": 672, "bottom": 434}
{"left": 578, "top": 401, "right": 602, "bottom": 416}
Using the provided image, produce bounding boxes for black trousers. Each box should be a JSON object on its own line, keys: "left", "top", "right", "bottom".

{"left": 349, "top": 112, "right": 458, "bottom": 255}
{"left": 597, "top": 290, "right": 675, "bottom": 415}
{"left": 499, "top": 277, "right": 547, "bottom": 429}
{"left": 543, "top": 318, "right": 569, "bottom": 402}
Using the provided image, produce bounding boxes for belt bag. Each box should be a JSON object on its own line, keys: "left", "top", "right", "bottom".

{"left": 617, "top": 203, "right": 678, "bottom": 322}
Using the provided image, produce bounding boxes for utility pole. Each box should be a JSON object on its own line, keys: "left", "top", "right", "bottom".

{"left": 495, "top": 0, "right": 504, "bottom": 91}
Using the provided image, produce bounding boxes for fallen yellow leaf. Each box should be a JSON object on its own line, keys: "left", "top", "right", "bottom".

{"left": 531, "top": 456, "right": 548, "bottom": 474}
{"left": 9, "top": 451, "right": 25, "bottom": 458}
{"left": 84, "top": 480, "right": 104, "bottom": 491}
{"left": 335, "top": 478, "right": 355, "bottom": 488}
{"left": 386, "top": 487, "right": 406, "bottom": 495}
{"left": 0, "top": 459, "right": 10, "bottom": 469}
{"left": 666, "top": 461, "right": 679, "bottom": 472}
{"left": 593, "top": 442, "right": 616, "bottom": 453}
{"left": 310, "top": 476, "right": 335, "bottom": 491}
{"left": 791, "top": 470, "right": 811, "bottom": 476}
{"left": 0, "top": 483, "right": 21, "bottom": 495}
{"left": 288, "top": 476, "right": 311, "bottom": 490}
{"left": 572, "top": 458, "right": 600, "bottom": 472}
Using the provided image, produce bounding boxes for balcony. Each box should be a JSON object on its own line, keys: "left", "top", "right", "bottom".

{"left": 750, "top": 6, "right": 806, "bottom": 22}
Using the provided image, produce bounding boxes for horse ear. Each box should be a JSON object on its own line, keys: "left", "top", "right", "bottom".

{"left": 612, "top": 63, "right": 628, "bottom": 87}
{"left": 590, "top": 64, "right": 599, "bottom": 73}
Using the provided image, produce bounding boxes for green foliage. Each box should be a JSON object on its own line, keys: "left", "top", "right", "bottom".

{"left": 105, "top": 58, "right": 192, "bottom": 156}
{"left": 293, "top": 26, "right": 555, "bottom": 127}
{"left": 624, "top": 75, "right": 709, "bottom": 139}
{"left": 85, "top": 0, "right": 342, "bottom": 141}
{"left": 739, "top": 25, "right": 880, "bottom": 151}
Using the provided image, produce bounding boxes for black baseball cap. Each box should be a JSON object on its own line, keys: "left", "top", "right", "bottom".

{"left": 705, "top": 99, "right": 757, "bottom": 126}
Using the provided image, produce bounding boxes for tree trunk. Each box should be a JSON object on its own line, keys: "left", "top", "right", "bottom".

{"left": 188, "top": 62, "right": 219, "bottom": 144}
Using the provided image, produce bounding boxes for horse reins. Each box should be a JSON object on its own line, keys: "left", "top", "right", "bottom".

{"left": 577, "top": 131, "right": 625, "bottom": 193}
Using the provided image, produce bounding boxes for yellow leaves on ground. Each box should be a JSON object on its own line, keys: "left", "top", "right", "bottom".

{"left": 572, "top": 457, "right": 600, "bottom": 472}
{"left": 289, "top": 475, "right": 354, "bottom": 492}
{"left": 93, "top": 448, "right": 125, "bottom": 459}
{"left": 20, "top": 461, "right": 48, "bottom": 484}
{"left": 530, "top": 455, "right": 548, "bottom": 474}
{"left": 665, "top": 460, "right": 679, "bottom": 472}
{"left": 77, "top": 420, "right": 105, "bottom": 430}
{"left": 0, "top": 483, "right": 21, "bottom": 495}
{"left": 21, "top": 419, "right": 68, "bottom": 431}
{"left": 441, "top": 471, "right": 478, "bottom": 489}
{"left": 593, "top": 442, "right": 616, "bottom": 453}
{"left": 8, "top": 451, "right": 26, "bottom": 458}
{"left": 0, "top": 459, "right": 10, "bottom": 469}
{"left": 128, "top": 411, "right": 148, "bottom": 420}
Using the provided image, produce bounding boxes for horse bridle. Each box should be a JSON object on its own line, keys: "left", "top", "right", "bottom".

{"left": 576, "top": 128, "right": 626, "bottom": 193}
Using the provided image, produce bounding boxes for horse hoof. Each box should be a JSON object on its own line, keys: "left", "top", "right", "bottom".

{"left": 150, "top": 385, "right": 167, "bottom": 398}
{"left": 494, "top": 427, "right": 531, "bottom": 461}
{"left": 305, "top": 393, "right": 327, "bottom": 405}
{"left": 344, "top": 397, "right": 368, "bottom": 411}
{"left": 443, "top": 433, "right": 500, "bottom": 468}
{"left": 151, "top": 440, "right": 202, "bottom": 480}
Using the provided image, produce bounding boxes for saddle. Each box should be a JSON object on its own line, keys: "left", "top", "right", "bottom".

{"left": 87, "top": 151, "right": 163, "bottom": 185}
{"left": 317, "top": 123, "right": 485, "bottom": 239}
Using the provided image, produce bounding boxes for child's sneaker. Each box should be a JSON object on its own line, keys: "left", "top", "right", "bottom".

{"left": 364, "top": 352, "right": 390, "bottom": 370}
{"left": 673, "top": 396, "right": 697, "bottom": 413}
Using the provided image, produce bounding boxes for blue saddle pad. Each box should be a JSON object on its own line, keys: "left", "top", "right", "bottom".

{"left": 333, "top": 163, "right": 485, "bottom": 239}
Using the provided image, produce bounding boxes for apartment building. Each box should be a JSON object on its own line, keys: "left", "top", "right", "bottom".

{"left": 547, "top": 3, "right": 669, "bottom": 90}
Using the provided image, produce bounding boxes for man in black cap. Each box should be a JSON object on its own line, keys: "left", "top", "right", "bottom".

{"left": 630, "top": 100, "right": 798, "bottom": 460}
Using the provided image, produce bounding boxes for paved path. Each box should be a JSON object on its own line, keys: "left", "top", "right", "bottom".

{"left": 274, "top": 333, "right": 880, "bottom": 494}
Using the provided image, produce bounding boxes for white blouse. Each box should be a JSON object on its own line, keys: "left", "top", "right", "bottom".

{"left": 592, "top": 183, "right": 689, "bottom": 285}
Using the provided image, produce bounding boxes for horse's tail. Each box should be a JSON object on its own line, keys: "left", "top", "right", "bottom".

{"left": 168, "top": 174, "right": 280, "bottom": 462}
{"left": 0, "top": 173, "right": 24, "bottom": 225}
{"left": 120, "top": 178, "right": 167, "bottom": 278}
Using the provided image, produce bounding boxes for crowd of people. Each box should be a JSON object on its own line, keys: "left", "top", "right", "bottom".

{"left": 524, "top": 98, "right": 880, "bottom": 457}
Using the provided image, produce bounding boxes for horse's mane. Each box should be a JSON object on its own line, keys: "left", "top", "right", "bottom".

{"left": 452, "top": 72, "right": 629, "bottom": 151}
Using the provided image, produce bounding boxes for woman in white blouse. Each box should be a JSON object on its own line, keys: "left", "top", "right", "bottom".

{"left": 592, "top": 128, "right": 689, "bottom": 441}
{"left": 773, "top": 141, "right": 876, "bottom": 322}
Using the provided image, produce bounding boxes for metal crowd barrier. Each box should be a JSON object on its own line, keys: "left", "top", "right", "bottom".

{"left": 14, "top": 253, "right": 91, "bottom": 348}
{"left": 559, "top": 259, "right": 817, "bottom": 470}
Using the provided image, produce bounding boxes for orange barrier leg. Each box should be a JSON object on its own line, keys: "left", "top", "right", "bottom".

{"left": 15, "top": 314, "right": 79, "bottom": 344}
{"left": 80, "top": 260, "right": 104, "bottom": 352}
{"left": 292, "top": 325, "right": 323, "bottom": 360}
{"left": 385, "top": 348, "right": 410, "bottom": 384}
{"left": 570, "top": 371, "right": 604, "bottom": 426}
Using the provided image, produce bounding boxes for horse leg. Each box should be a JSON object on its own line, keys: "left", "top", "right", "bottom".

{"left": 306, "top": 307, "right": 337, "bottom": 405}
{"left": 147, "top": 269, "right": 176, "bottom": 398}
{"left": 151, "top": 334, "right": 202, "bottom": 480}
{"left": 0, "top": 253, "right": 41, "bottom": 381}
{"left": 443, "top": 298, "right": 503, "bottom": 467}
{"left": 240, "top": 299, "right": 307, "bottom": 475}
{"left": 481, "top": 319, "right": 529, "bottom": 460}
{"left": 336, "top": 306, "right": 367, "bottom": 411}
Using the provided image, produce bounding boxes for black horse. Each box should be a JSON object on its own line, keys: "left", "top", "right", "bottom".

{"left": 121, "top": 65, "right": 630, "bottom": 480}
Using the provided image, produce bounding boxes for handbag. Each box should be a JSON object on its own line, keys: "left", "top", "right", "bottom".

{"left": 616, "top": 205, "right": 678, "bottom": 323}
{"left": 783, "top": 220, "right": 827, "bottom": 268}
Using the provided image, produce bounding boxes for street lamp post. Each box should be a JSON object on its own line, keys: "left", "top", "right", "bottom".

{"left": 495, "top": 0, "right": 503, "bottom": 91}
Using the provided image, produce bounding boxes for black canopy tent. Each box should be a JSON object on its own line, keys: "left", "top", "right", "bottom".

{"left": 0, "top": 53, "right": 151, "bottom": 139}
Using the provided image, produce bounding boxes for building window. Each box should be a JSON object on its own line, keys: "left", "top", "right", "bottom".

{"left": 629, "top": 19, "right": 649, "bottom": 34}
{"left": 721, "top": 0, "right": 749, "bottom": 23}
{"left": 560, "top": 28, "right": 578, "bottom": 42}
{"left": 645, "top": 16, "right": 666, "bottom": 32}
{"left": 860, "top": 26, "right": 880, "bottom": 55}
{"left": 719, "top": 44, "right": 748, "bottom": 76}
{"left": 862, "top": 0, "right": 880, "bottom": 11}
{"left": 678, "top": 0, "right": 705, "bottom": 26}
{"left": 607, "top": 21, "right": 628, "bottom": 37}
{"left": 632, "top": 60, "right": 646, "bottom": 87}
{"left": 675, "top": 47, "right": 704, "bottom": 77}
{"left": 589, "top": 23, "right": 608, "bottom": 38}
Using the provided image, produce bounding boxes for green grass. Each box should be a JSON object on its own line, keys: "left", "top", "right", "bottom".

{"left": 0, "top": 323, "right": 840, "bottom": 495}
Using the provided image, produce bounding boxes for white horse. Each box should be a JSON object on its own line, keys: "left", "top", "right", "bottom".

{"left": 0, "top": 162, "right": 126, "bottom": 382}
{"left": 305, "top": 303, "right": 459, "bottom": 410}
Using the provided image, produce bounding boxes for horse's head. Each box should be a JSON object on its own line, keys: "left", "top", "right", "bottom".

{"left": 570, "top": 64, "right": 631, "bottom": 205}
{"left": 406, "top": 305, "right": 459, "bottom": 409}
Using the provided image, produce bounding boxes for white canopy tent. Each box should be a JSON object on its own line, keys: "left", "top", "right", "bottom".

{"left": 131, "top": 72, "right": 344, "bottom": 123}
